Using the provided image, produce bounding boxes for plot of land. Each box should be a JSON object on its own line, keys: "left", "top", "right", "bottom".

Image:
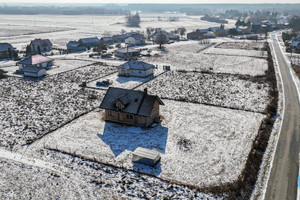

{"left": 40, "top": 99, "right": 265, "bottom": 187}
{"left": 142, "top": 41, "right": 268, "bottom": 76}
{"left": 204, "top": 47, "right": 267, "bottom": 58}
{"left": 138, "top": 71, "right": 270, "bottom": 113}
{"left": 215, "top": 41, "right": 266, "bottom": 50}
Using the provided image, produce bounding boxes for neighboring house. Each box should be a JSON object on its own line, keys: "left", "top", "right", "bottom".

{"left": 215, "top": 29, "right": 228, "bottom": 37}
{"left": 22, "top": 66, "right": 47, "bottom": 77}
{"left": 78, "top": 37, "right": 100, "bottom": 49}
{"left": 246, "top": 34, "right": 259, "bottom": 40}
{"left": 114, "top": 47, "right": 140, "bottom": 59}
{"left": 100, "top": 37, "right": 114, "bottom": 45}
{"left": 0, "top": 43, "right": 15, "bottom": 59}
{"left": 125, "top": 33, "right": 145, "bottom": 46}
{"left": 187, "top": 31, "right": 203, "bottom": 40}
{"left": 100, "top": 87, "right": 164, "bottom": 127}
{"left": 196, "top": 29, "right": 209, "bottom": 34}
{"left": 66, "top": 41, "right": 86, "bottom": 53}
{"left": 204, "top": 31, "right": 216, "bottom": 38}
{"left": 208, "top": 27, "right": 221, "bottom": 33}
{"left": 113, "top": 32, "right": 137, "bottom": 43}
{"left": 236, "top": 26, "right": 250, "bottom": 34}
{"left": 118, "top": 60, "right": 154, "bottom": 77}
{"left": 169, "top": 34, "right": 180, "bottom": 41}
{"left": 17, "top": 54, "right": 54, "bottom": 71}
{"left": 251, "top": 23, "right": 262, "bottom": 33}
{"left": 30, "top": 38, "right": 52, "bottom": 53}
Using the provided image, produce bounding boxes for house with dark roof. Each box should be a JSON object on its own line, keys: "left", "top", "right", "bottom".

{"left": 100, "top": 87, "right": 164, "bottom": 127}
{"left": 118, "top": 60, "right": 154, "bottom": 77}
{"left": 114, "top": 47, "right": 140, "bottom": 59}
{"left": 187, "top": 31, "right": 203, "bottom": 40}
{"left": 0, "top": 43, "right": 15, "bottom": 59}
{"left": 30, "top": 39, "right": 52, "bottom": 53}
{"left": 100, "top": 37, "right": 114, "bottom": 45}
{"left": 66, "top": 41, "right": 86, "bottom": 53}
{"left": 125, "top": 33, "right": 145, "bottom": 46}
{"left": 78, "top": 37, "right": 100, "bottom": 49}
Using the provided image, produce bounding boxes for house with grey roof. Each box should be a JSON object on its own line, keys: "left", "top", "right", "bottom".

{"left": 66, "top": 41, "right": 86, "bottom": 53}
{"left": 100, "top": 87, "right": 164, "bottom": 127}
{"left": 78, "top": 37, "right": 100, "bottom": 49}
{"left": 17, "top": 55, "right": 53, "bottom": 77}
{"left": 125, "top": 33, "right": 145, "bottom": 46}
{"left": 114, "top": 47, "right": 140, "bottom": 59}
{"left": 30, "top": 38, "right": 52, "bottom": 53}
{"left": 118, "top": 60, "right": 154, "bottom": 78}
{"left": 0, "top": 43, "right": 15, "bottom": 59}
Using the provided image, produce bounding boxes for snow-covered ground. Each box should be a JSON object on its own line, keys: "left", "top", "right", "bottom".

{"left": 138, "top": 71, "right": 270, "bottom": 113}
{"left": 50, "top": 59, "right": 97, "bottom": 75}
{"left": 0, "top": 63, "right": 118, "bottom": 148}
{"left": 142, "top": 40, "right": 268, "bottom": 76}
{"left": 28, "top": 99, "right": 265, "bottom": 188}
{"left": 215, "top": 41, "right": 266, "bottom": 50}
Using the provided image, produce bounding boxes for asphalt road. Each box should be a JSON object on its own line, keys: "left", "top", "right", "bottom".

{"left": 265, "top": 33, "right": 300, "bottom": 200}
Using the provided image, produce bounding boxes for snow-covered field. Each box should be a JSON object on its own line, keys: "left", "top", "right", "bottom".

{"left": 138, "top": 71, "right": 270, "bottom": 113}
{"left": 142, "top": 41, "right": 268, "bottom": 76}
{"left": 30, "top": 99, "right": 265, "bottom": 187}
{"left": 0, "top": 63, "right": 118, "bottom": 148}
{"left": 50, "top": 59, "right": 97, "bottom": 75}
{"left": 215, "top": 41, "right": 266, "bottom": 50}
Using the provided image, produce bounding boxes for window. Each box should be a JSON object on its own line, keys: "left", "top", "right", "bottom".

{"left": 108, "top": 111, "right": 114, "bottom": 116}
{"left": 126, "top": 114, "right": 133, "bottom": 119}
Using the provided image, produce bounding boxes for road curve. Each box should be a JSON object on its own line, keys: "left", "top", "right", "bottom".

{"left": 265, "top": 33, "right": 300, "bottom": 200}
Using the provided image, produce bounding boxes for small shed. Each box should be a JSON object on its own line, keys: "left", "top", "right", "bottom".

{"left": 132, "top": 147, "right": 161, "bottom": 166}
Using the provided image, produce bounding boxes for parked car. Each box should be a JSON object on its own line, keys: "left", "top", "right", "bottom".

{"left": 96, "top": 79, "right": 113, "bottom": 87}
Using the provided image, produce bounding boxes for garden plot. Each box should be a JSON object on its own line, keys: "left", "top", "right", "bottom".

{"left": 49, "top": 59, "right": 97, "bottom": 75}
{"left": 142, "top": 42, "right": 268, "bottom": 76}
{"left": 40, "top": 99, "right": 265, "bottom": 187}
{"left": 204, "top": 47, "right": 267, "bottom": 58}
{"left": 0, "top": 63, "right": 118, "bottom": 148}
{"left": 138, "top": 71, "right": 270, "bottom": 113}
{"left": 215, "top": 41, "right": 266, "bottom": 50}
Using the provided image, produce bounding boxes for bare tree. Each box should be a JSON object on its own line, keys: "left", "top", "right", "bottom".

{"left": 177, "top": 27, "right": 186, "bottom": 38}
{"left": 155, "top": 32, "right": 168, "bottom": 49}
{"left": 121, "top": 29, "right": 126, "bottom": 34}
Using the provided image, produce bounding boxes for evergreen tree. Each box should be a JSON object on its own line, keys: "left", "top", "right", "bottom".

{"left": 26, "top": 45, "right": 31, "bottom": 56}
{"left": 37, "top": 46, "right": 41, "bottom": 54}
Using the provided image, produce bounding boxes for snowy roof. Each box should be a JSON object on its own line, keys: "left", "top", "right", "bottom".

{"left": 291, "top": 41, "right": 300, "bottom": 47}
{"left": 101, "top": 37, "right": 113, "bottom": 41}
{"left": 196, "top": 29, "right": 209, "bottom": 33}
{"left": 115, "top": 47, "right": 140, "bottom": 54}
{"left": 0, "top": 43, "right": 14, "bottom": 52}
{"left": 100, "top": 87, "right": 164, "bottom": 117}
{"left": 22, "top": 66, "right": 44, "bottom": 73}
{"left": 30, "top": 39, "right": 52, "bottom": 47}
{"left": 67, "top": 41, "right": 79, "bottom": 47}
{"left": 79, "top": 37, "right": 100, "bottom": 44}
{"left": 132, "top": 147, "right": 160, "bottom": 166}
{"left": 130, "top": 33, "right": 145, "bottom": 40}
{"left": 209, "top": 27, "right": 221, "bottom": 32}
{"left": 119, "top": 60, "right": 154, "bottom": 71}
{"left": 17, "top": 55, "right": 53, "bottom": 65}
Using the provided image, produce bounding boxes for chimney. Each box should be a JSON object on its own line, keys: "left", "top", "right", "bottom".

{"left": 144, "top": 88, "right": 148, "bottom": 95}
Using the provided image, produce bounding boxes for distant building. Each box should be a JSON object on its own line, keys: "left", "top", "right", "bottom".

{"left": 66, "top": 41, "right": 86, "bottom": 53}
{"left": 208, "top": 27, "right": 221, "bottom": 33}
{"left": 118, "top": 60, "right": 154, "bottom": 77}
{"left": 100, "top": 87, "right": 164, "bottom": 127}
{"left": 0, "top": 43, "right": 15, "bottom": 59}
{"left": 187, "top": 31, "right": 203, "bottom": 40}
{"left": 78, "top": 37, "right": 100, "bottom": 49}
{"left": 100, "top": 37, "right": 114, "bottom": 45}
{"left": 215, "top": 29, "right": 228, "bottom": 37}
{"left": 125, "top": 33, "right": 145, "bottom": 46}
{"left": 30, "top": 39, "right": 52, "bottom": 53}
{"left": 114, "top": 47, "right": 140, "bottom": 59}
{"left": 169, "top": 34, "right": 180, "bottom": 41}
{"left": 204, "top": 31, "right": 216, "bottom": 38}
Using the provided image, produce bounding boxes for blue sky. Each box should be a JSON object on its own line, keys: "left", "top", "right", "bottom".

{"left": 1, "top": 0, "right": 299, "bottom": 4}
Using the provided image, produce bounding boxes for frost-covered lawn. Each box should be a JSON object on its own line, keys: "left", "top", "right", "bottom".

{"left": 49, "top": 59, "right": 97, "bottom": 75}
{"left": 0, "top": 63, "right": 118, "bottom": 148}
{"left": 215, "top": 41, "right": 266, "bottom": 50}
{"left": 138, "top": 71, "right": 269, "bottom": 113}
{"left": 142, "top": 41, "right": 268, "bottom": 76}
{"left": 40, "top": 99, "right": 265, "bottom": 187}
{"left": 204, "top": 47, "right": 267, "bottom": 58}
